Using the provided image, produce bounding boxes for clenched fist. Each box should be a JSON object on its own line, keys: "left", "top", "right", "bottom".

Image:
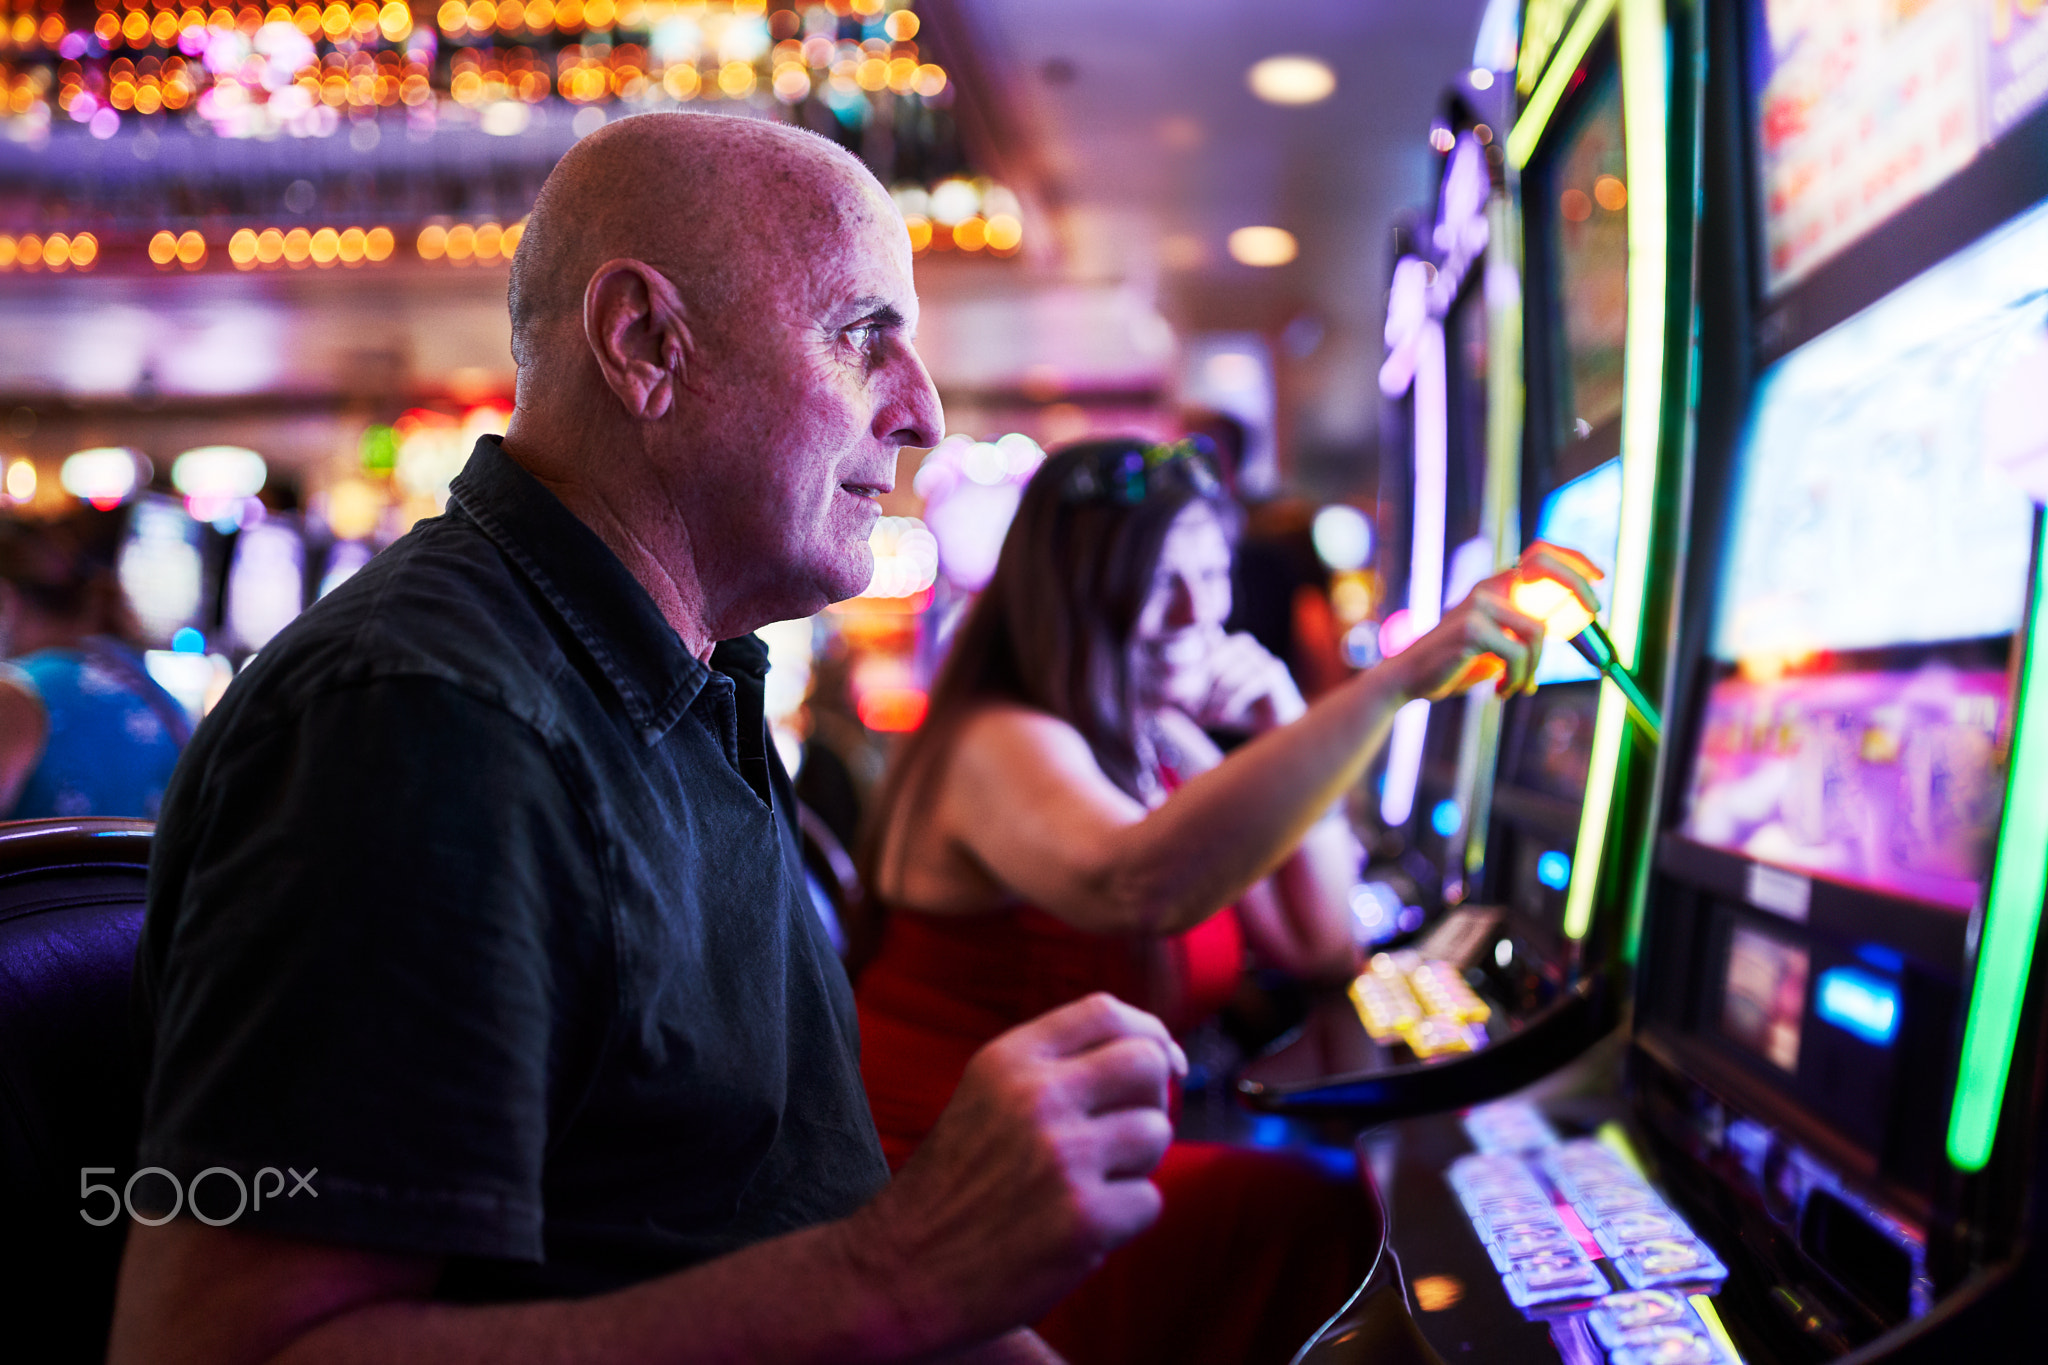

{"left": 849, "top": 993, "right": 1185, "bottom": 1345}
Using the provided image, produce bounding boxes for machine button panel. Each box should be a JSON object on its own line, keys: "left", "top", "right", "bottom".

{"left": 1590, "top": 1291, "right": 1738, "bottom": 1365}
{"left": 1541, "top": 1141, "right": 1729, "bottom": 1291}
{"left": 1444, "top": 1111, "right": 1736, "bottom": 1359}
{"left": 1447, "top": 1153, "right": 1611, "bottom": 1307}
{"left": 1464, "top": 1098, "right": 1563, "bottom": 1155}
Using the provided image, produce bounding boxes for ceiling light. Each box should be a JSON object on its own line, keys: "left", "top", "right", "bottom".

{"left": 1247, "top": 55, "right": 1336, "bottom": 106}
{"left": 1228, "top": 226, "right": 1298, "bottom": 267}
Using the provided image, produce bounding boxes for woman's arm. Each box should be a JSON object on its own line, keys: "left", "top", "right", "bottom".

{"left": 934, "top": 552, "right": 1592, "bottom": 937}
{"left": 1151, "top": 707, "right": 1360, "bottom": 982}
{"left": 1235, "top": 813, "right": 1363, "bottom": 982}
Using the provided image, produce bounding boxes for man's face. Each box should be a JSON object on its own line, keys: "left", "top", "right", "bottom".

{"left": 674, "top": 186, "right": 943, "bottom": 627}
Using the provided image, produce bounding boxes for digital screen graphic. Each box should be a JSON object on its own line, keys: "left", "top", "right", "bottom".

{"left": 1554, "top": 62, "right": 1629, "bottom": 437}
{"left": 1682, "top": 662, "right": 2010, "bottom": 911}
{"left": 1721, "top": 924, "right": 1810, "bottom": 1072}
{"left": 1691, "top": 195, "right": 2048, "bottom": 911}
{"left": 1755, "top": 0, "right": 2048, "bottom": 290}
{"left": 1713, "top": 198, "right": 2048, "bottom": 667}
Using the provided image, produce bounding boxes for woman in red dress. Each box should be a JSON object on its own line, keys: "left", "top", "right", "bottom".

{"left": 854, "top": 439, "right": 1592, "bottom": 1365}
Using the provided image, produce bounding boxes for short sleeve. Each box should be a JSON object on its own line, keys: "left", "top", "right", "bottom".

{"left": 137, "top": 675, "right": 609, "bottom": 1261}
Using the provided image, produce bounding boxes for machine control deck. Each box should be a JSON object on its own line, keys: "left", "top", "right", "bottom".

{"left": 1445, "top": 1102, "right": 1736, "bottom": 1363}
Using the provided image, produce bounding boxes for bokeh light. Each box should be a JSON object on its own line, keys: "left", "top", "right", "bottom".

{"left": 1247, "top": 55, "right": 1336, "bottom": 106}
{"left": 1227, "top": 226, "right": 1298, "bottom": 267}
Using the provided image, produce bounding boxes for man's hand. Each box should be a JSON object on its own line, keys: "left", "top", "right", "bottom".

{"left": 1386, "top": 541, "right": 1603, "bottom": 702}
{"left": 108, "top": 996, "right": 1176, "bottom": 1365}
{"left": 849, "top": 993, "right": 1184, "bottom": 1349}
{"left": 1192, "top": 632, "right": 1307, "bottom": 734}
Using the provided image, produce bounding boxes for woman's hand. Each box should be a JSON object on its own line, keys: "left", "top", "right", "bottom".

{"left": 1383, "top": 542, "right": 1602, "bottom": 703}
{"left": 1191, "top": 632, "right": 1307, "bottom": 733}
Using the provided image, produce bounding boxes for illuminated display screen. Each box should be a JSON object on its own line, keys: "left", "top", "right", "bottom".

{"left": 1686, "top": 196, "right": 2048, "bottom": 910}
{"left": 1504, "top": 684, "right": 1600, "bottom": 803}
{"left": 1684, "top": 662, "right": 2008, "bottom": 911}
{"left": 1755, "top": 0, "right": 2048, "bottom": 291}
{"left": 118, "top": 495, "right": 207, "bottom": 646}
{"left": 1553, "top": 61, "right": 1629, "bottom": 437}
{"left": 1531, "top": 457, "right": 1621, "bottom": 684}
{"left": 225, "top": 522, "right": 306, "bottom": 653}
{"left": 1721, "top": 924, "right": 1809, "bottom": 1072}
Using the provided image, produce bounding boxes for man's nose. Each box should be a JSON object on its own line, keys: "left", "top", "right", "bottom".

{"left": 879, "top": 343, "right": 944, "bottom": 449}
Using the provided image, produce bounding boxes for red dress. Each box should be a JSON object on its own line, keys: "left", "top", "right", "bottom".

{"left": 857, "top": 900, "right": 1371, "bottom": 1365}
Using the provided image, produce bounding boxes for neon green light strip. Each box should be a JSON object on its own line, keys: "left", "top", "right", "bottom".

{"left": 1595, "top": 1120, "right": 1650, "bottom": 1180}
{"left": 1609, "top": 0, "right": 1670, "bottom": 670}
{"left": 1466, "top": 193, "right": 1527, "bottom": 885}
{"left": 1563, "top": 0, "right": 1669, "bottom": 939}
{"left": 1564, "top": 683, "right": 1627, "bottom": 938}
{"left": 1947, "top": 515, "right": 2048, "bottom": 1171}
{"left": 1689, "top": 1296, "right": 1747, "bottom": 1363}
{"left": 1506, "top": 0, "right": 1617, "bottom": 170}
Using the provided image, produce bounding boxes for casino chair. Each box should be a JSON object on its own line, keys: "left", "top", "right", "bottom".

{"left": 0, "top": 817, "right": 153, "bottom": 1364}
{"left": 1290, "top": 1151, "right": 1448, "bottom": 1365}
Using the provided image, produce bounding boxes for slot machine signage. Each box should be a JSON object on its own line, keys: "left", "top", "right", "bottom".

{"left": 1378, "top": 131, "right": 1493, "bottom": 829}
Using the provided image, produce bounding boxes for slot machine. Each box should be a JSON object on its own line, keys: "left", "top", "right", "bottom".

{"left": 1297, "top": 3, "right": 2048, "bottom": 1361}
{"left": 1241, "top": 0, "right": 1696, "bottom": 1121}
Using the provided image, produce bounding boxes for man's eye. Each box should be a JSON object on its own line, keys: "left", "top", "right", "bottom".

{"left": 847, "top": 323, "right": 883, "bottom": 351}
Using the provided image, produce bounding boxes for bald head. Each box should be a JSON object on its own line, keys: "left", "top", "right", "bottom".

{"left": 508, "top": 113, "right": 890, "bottom": 369}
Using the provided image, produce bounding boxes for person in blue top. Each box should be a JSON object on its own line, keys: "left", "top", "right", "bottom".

{"left": 0, "top": 509, "right": 191, "bottom": 820}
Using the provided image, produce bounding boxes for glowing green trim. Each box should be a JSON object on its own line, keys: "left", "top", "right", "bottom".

{"left": 1595, "top": 1120, "right": 1650, "bottom": 1179}
{"left": 1564, "top": 683, "right": 1627, "bottom": 938}
{"left": 1562, "top": 0, "right": 1669, "bottom": 939}
{"left": 1506, "top": 0, "right": 1617, "bottom": 170}
{"left": 1465, "top": 193, "right": 1527, "bottom": 886}
{"left": 1947, "top": 516, "right": 2048, "bottom": 1171}
{"left": 1689, "top": 1296, "right": 1746, "bottom": 1363}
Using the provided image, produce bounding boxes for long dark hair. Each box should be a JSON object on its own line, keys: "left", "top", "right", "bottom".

{"left": 850, "top": 438, "right": 1237, "bottom": 957}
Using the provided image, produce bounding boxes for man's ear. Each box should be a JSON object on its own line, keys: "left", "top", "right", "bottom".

{"left": 583, "top": 258, "right": 695, "bottom": 420}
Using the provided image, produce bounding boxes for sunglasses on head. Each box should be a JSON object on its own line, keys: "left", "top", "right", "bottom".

{"left": 1060, "top": 438, "right": 1223, "bottom": 506}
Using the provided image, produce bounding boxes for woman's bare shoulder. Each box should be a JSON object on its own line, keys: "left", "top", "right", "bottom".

{"left": 952, "top": 701, "right": 1099, "bottom": 775}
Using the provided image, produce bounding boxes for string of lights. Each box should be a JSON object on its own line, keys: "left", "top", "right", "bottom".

{"left": 0, "top": 0, "right": 1025, "bottom": 269}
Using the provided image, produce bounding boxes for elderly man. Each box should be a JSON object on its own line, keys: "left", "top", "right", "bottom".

{"left": 109, "top": 113, "right": 1183, "bottom": 1364}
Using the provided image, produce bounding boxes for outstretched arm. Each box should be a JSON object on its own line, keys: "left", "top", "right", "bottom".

{"left": 937, "top": 547, "right": 1598, "bottom": 938}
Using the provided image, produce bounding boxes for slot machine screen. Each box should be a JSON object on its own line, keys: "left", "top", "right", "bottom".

{"left": 1680, "top": 195, "right": 2048, "bottom": 912}
{"left": 1552, "top": 62, "right": 1629, "bottom": 439}
{"left": 224, "top": 520, "right": 306, "bottom": 652}
{"left": 1755, "top": 0, "right": 2048, "bottom": 291}
{"left": 118, "top": 495, "right": 209, "bottom": 646}
{"left": 1720, "top": 923, "right": 1810, "bottom": 1072}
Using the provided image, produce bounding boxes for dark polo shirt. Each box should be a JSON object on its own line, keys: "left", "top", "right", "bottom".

{"left": 137, "top": 437, "right": 889, "bottom": 1300}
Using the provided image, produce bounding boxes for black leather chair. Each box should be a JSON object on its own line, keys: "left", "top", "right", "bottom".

{"left": 0, "top": 818, "right": 153, "bottom": 1364}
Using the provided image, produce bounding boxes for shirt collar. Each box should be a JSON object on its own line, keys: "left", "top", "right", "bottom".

{"left": 449, "top": 436, "right": 761, "bottom": 744}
